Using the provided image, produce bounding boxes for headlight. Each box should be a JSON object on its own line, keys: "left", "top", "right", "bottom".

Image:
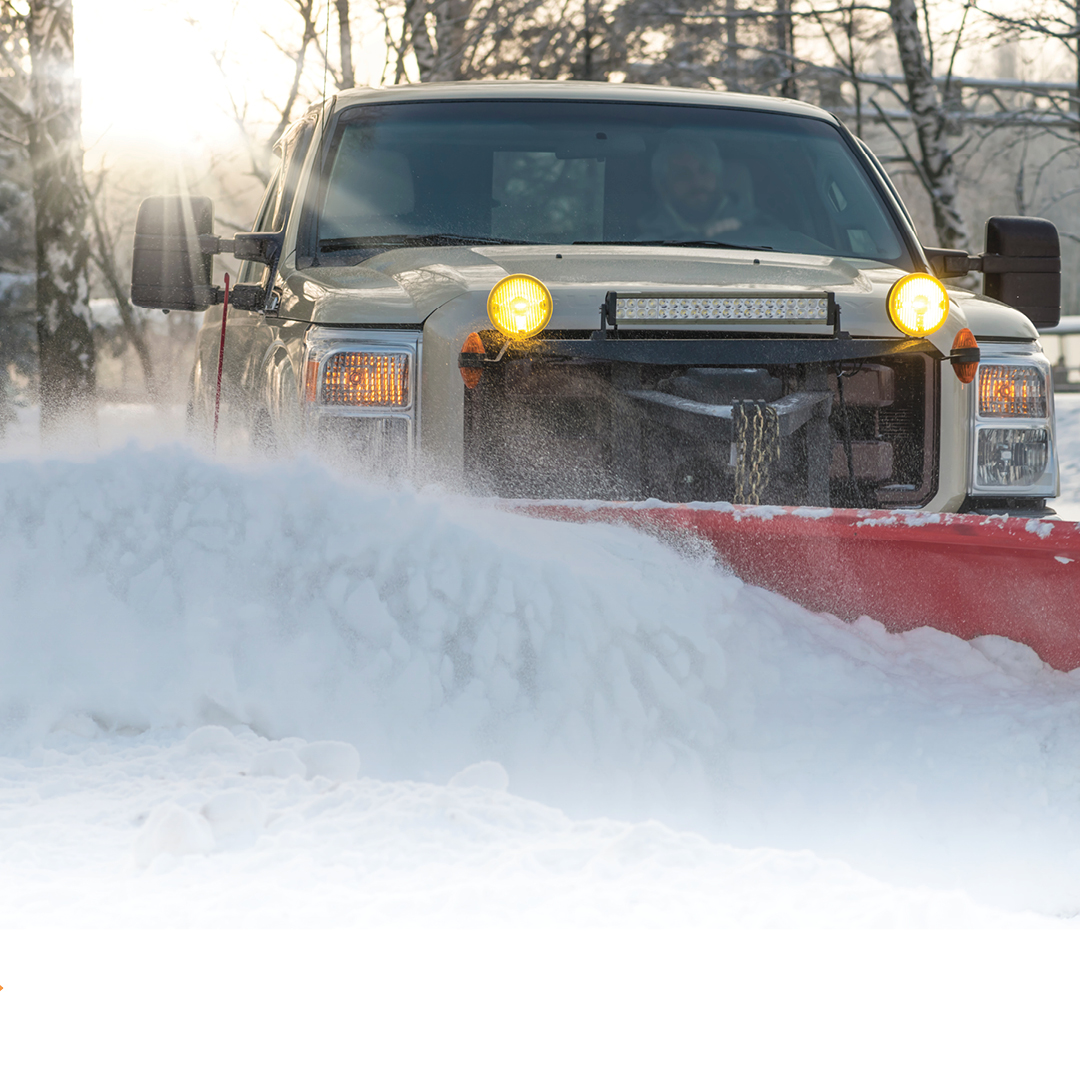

{"left": 968, "top": 347, "right": 1057, "bottom": 496}
{"left": 976, "top": 428, "right": 1050, "bottom": 488}
{"left": 887, "top": 273, "right": 949, "bottom": 336}
{"left": 487, "top": 275, "right": 552, "bottom": 340}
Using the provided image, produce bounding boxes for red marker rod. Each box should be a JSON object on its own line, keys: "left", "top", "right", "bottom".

{"left": 213, "top": 272, "right": 230, "bottom": 451}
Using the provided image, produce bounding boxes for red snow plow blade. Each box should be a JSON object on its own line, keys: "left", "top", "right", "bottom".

{"left": 513, "top": 503, "right": 1080, "bottom": 672}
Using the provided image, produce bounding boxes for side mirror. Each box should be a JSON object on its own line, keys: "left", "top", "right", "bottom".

{"left": 923, "top": 217, "right": 1061, "bottom": 329}
{"left": 131, "top": 195, "right": 221, "bottom": 311}
{"left": 923, "top": 247, "right": 971, "bottom": 279}
{"left": 982, "top": 216, "right": 1061, "bottom": 329}
{"left": 131, "top": 196, "right": 286, "bottom": 313}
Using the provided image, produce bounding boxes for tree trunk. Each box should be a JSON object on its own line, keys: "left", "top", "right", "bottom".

{"left": 431, "top": 0, "right": 472, "bottom": 81}
{"left": 335, "top": 0, "right": 354, "bottom": 89}
{"left": 775, "top": 0, "right": 796, "bottom": 98}
{"left": 724, "top": 0, "right": 740, "bottom": 89}
{"left": 406, "top": 0, "right": 437, "bottom": 81}
{"left": 889, "top": 0, "right": 970, "bottom": 250}
{"left": 26, "top": 0, "right": 95, "bottom": 434}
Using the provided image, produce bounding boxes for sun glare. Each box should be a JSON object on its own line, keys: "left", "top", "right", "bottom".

{"left": 77, "top": 0, "right": 273, "bottom": 151}
{"left": 75, "top": 1, "right": 392, "bottom": 155}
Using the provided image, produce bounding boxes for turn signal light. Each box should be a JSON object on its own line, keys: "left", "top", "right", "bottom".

{"left": 978, "top": 364, "right": 1048, "bottom": 418}
{"left": 487, "top": 275, "right": 552, "bottom": 340}
{"left": 323, "top": 351, "right": 410, "bottom": 407}
{"left": 887, "top": 273, "right": 949, "bottom": 337}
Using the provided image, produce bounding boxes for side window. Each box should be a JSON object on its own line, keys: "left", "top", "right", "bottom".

{"left": 858, "top": 137, "right": 916, "bottom": 232}
{"left": 238, "top": 167, "right": 281, "bottom": 284}
{"left": 274, "top": 119, "right": 316, "bottom": 231}
{"left": 237, "top": 118, "right": 316, "bottom": 284}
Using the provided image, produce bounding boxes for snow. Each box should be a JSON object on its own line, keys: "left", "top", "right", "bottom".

{"left": 1051, "top": 393, "right": 1080, "bottom": 520}
{"left": 1, "top": 402, "right": 1080, "bottom": 929}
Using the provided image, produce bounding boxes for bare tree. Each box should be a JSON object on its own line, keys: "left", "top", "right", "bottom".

{"left": 85, "top": 171, "right": 154, "bottom": 397}
{"left": 336, "top": 0, "right": 355, "bottom": 88}
{"left": 974, "top": 0, "right": 1080, "bottom": 128}
{"left": 208, "top": 0, "right": 322, "bottom": 186}
{"left": 883, "top": 0, "right": 971, "bottom": 248}
{"left": 0, "top": 1, "right": 33, "bottom": 424}
{"left": 25, "top": 0, "right": 95, "bottom": 431}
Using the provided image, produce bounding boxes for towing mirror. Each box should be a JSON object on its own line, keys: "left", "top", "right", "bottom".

{"left": 923, "top": 217, "right": 1061, "bottom": 329}
{"left": 982, "top": 216, "right": 1060, "bottom": 329}
{"left": 131, "top": 196, "right": 278, "bottom": 313}
{"left": 131, "top": 195, "right": 220, "bottom": 312}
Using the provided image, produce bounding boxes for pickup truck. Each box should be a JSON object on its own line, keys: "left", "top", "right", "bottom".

{"left": 131, "top": 80, "right": 1062, "bottom": 515}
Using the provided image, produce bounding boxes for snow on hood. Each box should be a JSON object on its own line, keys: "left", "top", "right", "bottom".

{"left": 1, "top": 443, "right": 1079, "bottom": 922}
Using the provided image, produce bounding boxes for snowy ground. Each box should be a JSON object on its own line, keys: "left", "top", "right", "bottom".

{"left": 0, "top": 400, "right": 1079, "bottom": 930}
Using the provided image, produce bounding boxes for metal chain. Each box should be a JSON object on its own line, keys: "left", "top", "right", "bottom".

{"left": 733, "top": 401, "right": 780, "bottom": 505}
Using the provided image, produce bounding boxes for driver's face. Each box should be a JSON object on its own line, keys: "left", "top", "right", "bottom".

{"left": 662, "top": 150, "right": 720, "bottom": 219}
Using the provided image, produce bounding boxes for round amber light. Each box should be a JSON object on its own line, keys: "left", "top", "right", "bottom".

{"left": 887, "top": 273, "right": 949, "bottom": 337}
{"left": 487, "top": 275, "right": 553, "bottom": 340}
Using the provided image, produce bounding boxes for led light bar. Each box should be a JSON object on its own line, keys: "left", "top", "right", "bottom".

{"left": 614, "top": 294, "right": 830, "bottom": 323}
{"left": 978, "top": 364, "right": 1048, "bottom": 418}
{"left": 322, "top": 351, "right": 411, "bottom": 407}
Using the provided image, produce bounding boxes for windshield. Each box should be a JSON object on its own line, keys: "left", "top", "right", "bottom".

{"left": 315, "top": 99, "right": 911, "bottom": 266}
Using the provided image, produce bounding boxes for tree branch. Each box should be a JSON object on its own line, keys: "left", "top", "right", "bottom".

{"left": 0, "top": 83, "right": 30, "bottom": 122}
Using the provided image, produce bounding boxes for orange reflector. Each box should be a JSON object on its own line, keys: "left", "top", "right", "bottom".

{"left": 461, "top": 332, "right": 485, "bottom": 355}
{"left": 949, "top": 327, "right": 979, "bottom": 383}
{"left": 323, "top": 352, "right": 410, "bottom": 407}
{"left": 952, "top": 360, "right": 978, "bottom": 384}
{"left": 460, "top": 368, "right": 482, "bottom": 389}
{"left": 304, "top": 360, "right": 319, "bottom": 403}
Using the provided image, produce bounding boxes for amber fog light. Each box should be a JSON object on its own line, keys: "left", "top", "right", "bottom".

{"left": 887, "top": 273, "right": 949, "bottom": 336}
{"left": 487, "top": 275, "right": 552, "bottom": 340}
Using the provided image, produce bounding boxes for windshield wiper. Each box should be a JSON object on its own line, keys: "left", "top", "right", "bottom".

{"left": 573, "top": 240, "right": 773, "bottom": 251}
{"left": 320, "top": 233, "right": 531, "bottom": 252}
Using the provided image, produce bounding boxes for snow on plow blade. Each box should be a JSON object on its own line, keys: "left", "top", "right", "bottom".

{"left": 512, "top": 503, "right": 1080, "bottom": 673}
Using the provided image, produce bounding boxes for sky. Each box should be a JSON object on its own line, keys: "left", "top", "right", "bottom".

{"left": 74, "top": 0, "right": 388, "bottom": 152}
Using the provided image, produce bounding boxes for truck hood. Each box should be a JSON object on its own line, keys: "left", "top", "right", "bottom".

{"left": 283, "top": 244, "right": 1033, "bottom": 352}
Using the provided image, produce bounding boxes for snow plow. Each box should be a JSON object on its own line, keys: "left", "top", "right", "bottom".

{"left": 514, "top": 502, "right": 1080, "bottom": 672}
{"left": 130, "top": 81, "right": 1074, "bottom": 669}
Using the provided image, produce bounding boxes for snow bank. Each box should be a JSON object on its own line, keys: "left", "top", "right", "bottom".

{"left": 0, "top": 723, "right": 1041, "bottom": 927}
{"left": 1, "top": 442, "right": 1079, "bottom": 921}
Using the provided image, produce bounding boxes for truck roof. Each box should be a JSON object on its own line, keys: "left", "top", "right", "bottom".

{"left": 330, "top": 80, "right": 841, "bottom": 126}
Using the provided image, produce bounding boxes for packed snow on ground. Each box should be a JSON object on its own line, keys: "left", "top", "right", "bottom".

{"left": 0, "top": 403, "right": 1079, "bottom": 928}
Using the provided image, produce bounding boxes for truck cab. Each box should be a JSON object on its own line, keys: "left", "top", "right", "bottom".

{"left": 132, "top": 81, "right": 1062, "bottom": 515}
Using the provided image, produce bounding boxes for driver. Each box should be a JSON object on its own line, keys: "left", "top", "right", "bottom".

{"left": 639, "top": 130, "right": 750, "bottom": 241}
